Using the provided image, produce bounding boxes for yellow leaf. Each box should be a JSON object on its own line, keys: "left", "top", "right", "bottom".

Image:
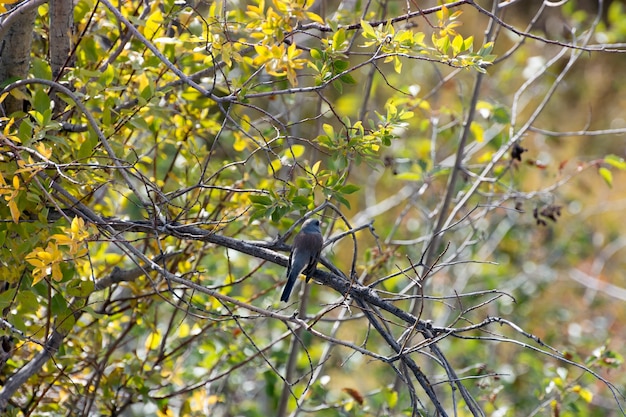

{"left": 436, "top": 4, "right": 448, "bottom": 21}
{"left": 25, "top": 255, "right": 46, "bottom": 268}
{"left": 51, "top": 234, "right": 73, "bottom": 245}
{"left": 306, "top": 11, "right": 324, "bottom": 24}
{"left": 35, "top": 143, "right": 52, "bottom": 159}
{"left": 178, "top": 323, "right": 190, "bottom": 337}
{"left": 311, "top": 160, "right": 321, "bottom": 175}
{"left": 574, "top": 386, "right": 593, "bottom": 403}
{"left": 71, "top": 217, "right": 84, "bottom": 235}
{"left": 51, "top": 263, "right": 63, "bottom": 282}
{"left": 144, "top": 9, "right": 163, "bottom": 39}
{"left": 287, "top": 144, "right": 305, "bottom": 159}
{"left": 233, "top": 134, "right": 247, "bottom": 152}
{"left": 268, "top": 158, "right": 282, "bottom": 174}
{"left": 360, "top": 20, "right": 376, "bottom": 39}
{"left": 393, "top": 56, "right": 402, "bottom": 73}
{"left": 604, "top": 154, "right": 626, "bottom": 170}
{"left": 222, "top": 42, "right": 232, "bottom": 68}
{"left": 145, "top": 329, "right": 162, "bottom": 351}
{"left": 470, "top": 121, "right": 484, "bottom": 142}
{"left": 395, "top": 172, "right": 422, "bottom": 181}
{"left": 31, "top": 268, "right": 47, "bottom": 286}
{"left": 478, "top": 151, "right": 494, "bottom": 163}
{"left": 8, "top": 199, "right": 20, "bottom": 223}
{"left": 322, "top": 123, "right": 334, "bottom": 138}
{"left": 598, "top": 166, "right": 612, "bottom": 187}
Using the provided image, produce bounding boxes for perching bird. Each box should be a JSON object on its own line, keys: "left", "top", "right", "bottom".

{"left": 280, "top": 218, "right": 323, "bottom": 302}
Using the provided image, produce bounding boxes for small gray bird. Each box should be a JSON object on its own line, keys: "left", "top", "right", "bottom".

{"left": 280, "top": 218, "right": 323, "bottom": 302}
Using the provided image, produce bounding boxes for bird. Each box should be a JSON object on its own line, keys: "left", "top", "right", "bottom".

{"left": 280, "top": 218, "right": 323, "bottom": 302}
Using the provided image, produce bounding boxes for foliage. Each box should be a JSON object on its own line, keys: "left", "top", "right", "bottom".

{"left": 1, "top": 0, "right": 626, "bottom": 416}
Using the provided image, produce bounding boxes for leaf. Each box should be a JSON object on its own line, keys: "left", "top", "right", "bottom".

{"left": 333, "top": 60, "right": 349, "bottom": 72}
{"left": 341, "top": 184, "right": 360, "bottom": 194}
{"left": 333, "top": 193, "right": 351, "bottom": 209}
{"left": 598, "top": 166, "right": 613, "bottom": 187}
{"left": 99, "top": 63, "right": 115, "bottom": 86}
{"left": 360, "top": 20, "right": 376, "bottom": 39}
{"left": 452, "top": 34, "right": 463, "bottom": 54}
{"left": 287, "top": 144, "right": 305, "bottom": 159}
{"left": 470, "top": 121, "right": 484, "bottom": 142}
{"left": 32, "top": 58, "right": 52, "bottom": 80}
{"left": 332, "top": 28, "right": 346, "bottom": 49}
{"left": 384, "top": 388, "right": 398, "bottom": 409}
{"left": 332, "top": 79, "right": 343, "bottom": 93}
{"left": 292, "top": 195, "right": 311, "bottom": 207}
{"left": 340, "top": 73, "right": 356, "bottom": 84}
{"left": 393, "top": 56, "right": 402, "bottom": 73}
{"left": 322, "top": 123, "right": 335, "bottom": 138}
{"left": 310, "top": 48, "right": 322, "bottom": 60}
{"left": 67, "top": 279, "right": 95, "bottom": 297}
{"left": 144, "top": 329, "right": 162, "bottom": 351}
{"left": 604, "top": 154, "right": 626, "bottom": 170}
{"left": 233, "top": 134, "right": 247, "bottom": 152}
{"left": 51, "top": 292, "right": 68, "bottom": 316}
{"left": 306, "top": 11, "right": 324, "bottom": 24}
{"left": 572, "top": 385, "right": 593, "bottom": 403}
{"left": 33, "top": 89, "right": 51, "bottom": 114}
{"left": 144, "top": 9, "right": 163, "bottom": 40}
{"left": 249, "top": 195, "right": 272, "bottom": 206}
{"left": 311, "top": 160, "right": 321, "bottom": 175}
{"left": 395, "top": 172, "right": 422, "bottom": 181}
{"left": 268, "top": 158, "right": 282, "bottom": 174}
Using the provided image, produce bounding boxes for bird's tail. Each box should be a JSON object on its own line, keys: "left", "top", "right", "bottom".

{"left": 280, "top": 273, "right": 296, "bottom": 302}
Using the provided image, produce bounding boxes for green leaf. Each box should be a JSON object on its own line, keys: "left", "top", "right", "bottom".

{"left": 67, "top": 279, "right": 95, "bottom": 297}
{"left": 333, "top": 193, "right": 351, "bottom": 209}
{"left": 0, "top": 289, "right": 16, "bottom": 312}
{"left": 99, "top": 64, "right": 116, "bottom": 87}
{"left": 33, "top": 89, "right": 51, "bottom": 114}
{"left": 339, "top": 74, "right": 356, "bottom": 84}
{"left": 51, "top": 293, "right": 68, "bottom": 316}
{"left": 334, "top": 60, "right": 349, "bottom": 72}
{"left": 78, "top": 130, "right": 98, "bottom": 160}
{"left": 332, "top": 79, "right": 343, "bottom": 93}
{"left": 249, "top": 195, "right": 272, "bottom": 206}
{"left": 32, "top": 58, "right": 52, "bottom": 80}
{"left": 250, "top": 208, "right": 269, "bottom": 221}
{"left": 492, "top": 105, "right": 510, "bottom": 124}
{"left": 17, "top": 290, "right": 39, "bottom": 312}
{"left": 341, "top": 184, "right": 360, "bottom": 194}
{"left": 292, "top": 195, "right": 312, "bottom": 207}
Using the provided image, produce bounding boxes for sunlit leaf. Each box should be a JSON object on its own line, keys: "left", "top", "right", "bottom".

{"left": 598, "top": 166, "right": 613, "bottom": 187}
{"left": 604, "top": 154, "right": 626, "bottom": 170}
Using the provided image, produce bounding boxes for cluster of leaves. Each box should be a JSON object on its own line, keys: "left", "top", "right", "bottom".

{"left": 360, "top": 6, "right": 495, "bottom": 74}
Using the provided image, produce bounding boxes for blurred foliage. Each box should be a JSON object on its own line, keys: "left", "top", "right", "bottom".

{"left": 1, "top": 0, "right": 626, "bottom": 416}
